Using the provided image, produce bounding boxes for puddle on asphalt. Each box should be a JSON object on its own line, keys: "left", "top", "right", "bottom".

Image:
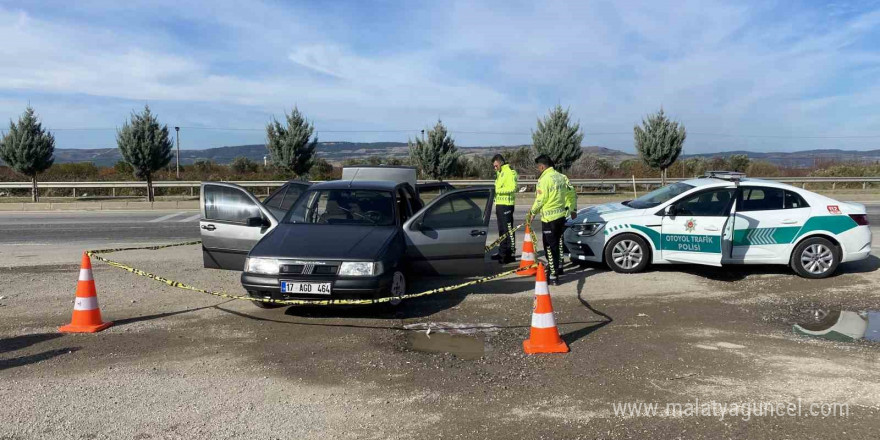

{"left": 407, "top": 331, "right": 489, "bottom": 360}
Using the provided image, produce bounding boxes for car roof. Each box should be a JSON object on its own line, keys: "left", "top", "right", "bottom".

{"left": 308, "top": 179, "right": 400, "bottom": 191}
{"left": 681, "top": 177, "right": 801, "bottom": 191}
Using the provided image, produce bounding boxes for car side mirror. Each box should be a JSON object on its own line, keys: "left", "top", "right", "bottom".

{"left": 246, "top": 216, "right": 266, "bottom": 227}
{"left": 664, "top": 205, "right": 677, "bottom": 217}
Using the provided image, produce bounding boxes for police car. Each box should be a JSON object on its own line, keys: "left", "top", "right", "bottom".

{"left": 564, "top": 172, "right": 872, "bottom": 278}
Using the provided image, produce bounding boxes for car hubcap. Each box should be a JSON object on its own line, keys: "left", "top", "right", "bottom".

{"left": 612, "top": 240, "right": 643, "bottom": 270}
{"left": 801, "top": 244, "right": 834, "bottom": 275}
{"left": 389, "top": 272, "right": 405, "bottom": 305}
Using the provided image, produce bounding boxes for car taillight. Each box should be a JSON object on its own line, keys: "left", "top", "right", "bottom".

{"left": 849, "top": 214, "right": 869, "bottom": 226}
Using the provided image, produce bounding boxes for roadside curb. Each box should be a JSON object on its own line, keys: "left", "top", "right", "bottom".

{"left": 0, "top": 200, "right": 199, "bottom": 212}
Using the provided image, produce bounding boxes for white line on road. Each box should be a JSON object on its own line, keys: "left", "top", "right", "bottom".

{"left": 149, "top": 212, "right": 185, "bottom": 222}
{"left": 178, "top": 214, "right": 201, "bottom": 222}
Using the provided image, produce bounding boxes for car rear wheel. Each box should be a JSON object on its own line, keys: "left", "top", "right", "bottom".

{"left": 791, "top": 237, "right": 840, "bottom": 279}
{"left": 388, "top": 271, "right": 406, "bottom": 306}
{"left": 604, "top": 234, "right": 650, "bottom": 274}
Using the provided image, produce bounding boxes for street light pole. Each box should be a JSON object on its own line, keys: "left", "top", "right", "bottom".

{"left": 174, "top": 126, "right": 180, "bottom": 179}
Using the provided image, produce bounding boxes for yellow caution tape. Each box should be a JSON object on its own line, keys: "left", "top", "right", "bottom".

{"left": 86, "top": 241, "right": 537, "bottom": 306}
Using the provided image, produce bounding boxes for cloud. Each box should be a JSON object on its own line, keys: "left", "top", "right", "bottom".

{"left": 0, "top": 1, "right": 878, "bottom": 151}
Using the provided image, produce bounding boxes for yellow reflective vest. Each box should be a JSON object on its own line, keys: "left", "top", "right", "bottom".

{"left": 529, "top": 167, "right": 577, "bottom": 222}
{"left": 494, "top": 164, "right": 518, "bottom": 206}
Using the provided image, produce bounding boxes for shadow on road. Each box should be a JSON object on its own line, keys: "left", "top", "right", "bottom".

{"left": 112, "top": 300, "right": 235, "bottom": 327}
{"left": 0, "top": 332, "right": 63, "bottom": 355}
{"left": 0, "top": 348, "right": 81, "bottom": 371}
{"left": 559, "top": 268, "right": 614, "bottom": 345}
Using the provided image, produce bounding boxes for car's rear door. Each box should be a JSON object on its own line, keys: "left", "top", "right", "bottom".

{"left": 403, "top": 187, "right": 494, "bottom": 275}
{"left": 730, "top": 186, "right": 811, "bottom": 262}
{"left": 200, "top": 182, "right": 279, "bottom": 270}
{"left": 660, "top": 186, "right": 735, "bottom": 266}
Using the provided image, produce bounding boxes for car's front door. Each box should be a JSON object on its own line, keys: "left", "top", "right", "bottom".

{"left": 660, "top": 187, "right": 735, "bottom": 266}
{"left": 262, "top": 181, "right": 311, "bottom": 219}
{"left": 200, "top": 182, "right": 279, "bottom": 270}
{"left": 730, "top": 186, "right": 812, "bottom": 262}
{"left": 403, "top": 187, "right": 494, "bottom": 275}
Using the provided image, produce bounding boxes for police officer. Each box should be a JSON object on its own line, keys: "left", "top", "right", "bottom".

{"left": 491, "top": 154, "right": 518, "bottom": 264}
{"left": 529, "top": 155, "right": 577, "bottom": 285}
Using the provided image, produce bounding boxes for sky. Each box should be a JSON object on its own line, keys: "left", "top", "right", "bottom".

{"left": 1, "top": 0, "right": 879, "bottom": 153}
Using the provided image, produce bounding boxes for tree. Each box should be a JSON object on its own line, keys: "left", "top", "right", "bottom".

{"left": 309, "top": 158, "right": 334, "bottom": 180}
{"left": 266, "top": 107, "right": 318, "bottom": 178}
{"left": 532, "top": 105, "right": 584, "bottom": 172}
{"left": 503, "top": 146, "right": 536, "bottom": 177}
{"left": 728, "top": 154, "right": 750, "bottom": 172}
{"left": 0, "top": 107, "right": 55, "bottom": 202}
{"left": 230, "top": 156, "right": 259, "bottom": 174}
{"left": 569, "top": 154, "right": 611, "bottom": 178}
{"left": 634, "top": 108, "right": 686, "bottom": 184}
{"left": 408, "top": 120, "right": 460, "bottom": 180}
{"left": 116, "top": 105, "right": 174, "bottom": 202}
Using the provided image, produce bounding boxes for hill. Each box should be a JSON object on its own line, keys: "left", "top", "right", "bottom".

{"left": 2, "top": 143, "right": 877, "bottom": 168}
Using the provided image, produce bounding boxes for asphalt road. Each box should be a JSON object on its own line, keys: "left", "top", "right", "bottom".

{"left": 0, "top": 202, "right": 877, "bottom": 245}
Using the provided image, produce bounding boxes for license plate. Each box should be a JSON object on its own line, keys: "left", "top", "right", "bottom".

{"left": 281, "top": 281, "right": 332, "bottom": 295}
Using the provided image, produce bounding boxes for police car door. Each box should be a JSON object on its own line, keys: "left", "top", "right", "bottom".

{"left": 660, "top": 186, "right": 735, "bottom": 266}
{"left": 403, "top": 187, "right": 494, "bottom": 275}
{"left": 730, "top": 186, "right": 811, "bottom": 262}
{"left": 200, "top": 182, "right": 279, "bottom": 270}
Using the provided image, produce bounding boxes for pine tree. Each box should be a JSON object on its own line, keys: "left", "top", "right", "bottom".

{"left": 0, "top": 107, "right": 55, "bottom": 202}
{"left": 116, "top": 105, "right": 174, "bottom": 202}
{"left": 532, "top": 105, "right": 584, "bottom": 172}
{"left": 408, "top": 120, "right": 460, "bottom": 180}
{"left": 634, "top": 108, "right": 686, "bottom": 184}
{"left": 266, "top": 107, "right": 317, "bottom": 178}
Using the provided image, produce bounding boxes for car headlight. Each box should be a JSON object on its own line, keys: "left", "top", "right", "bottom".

{"left": 245, "top": 257, "right": 280, "bottom": 275}
{"left": 571, "top": 222, "right": 605, "bottom": 236}
{"left": 338, "top": 261, "right": 381, "bottom": 276}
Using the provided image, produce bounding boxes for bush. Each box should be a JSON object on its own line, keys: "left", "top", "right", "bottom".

{"left": 230, "top": 156, "right": 259, "bottom": 174}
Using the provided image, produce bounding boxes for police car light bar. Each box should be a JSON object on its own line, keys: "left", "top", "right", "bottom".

{"left": 703, "top": 171, "right": 746, "bottom": 181}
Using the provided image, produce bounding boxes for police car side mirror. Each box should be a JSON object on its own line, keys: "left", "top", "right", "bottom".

{"left": 664, "top": 205, "right": 677, "bottom": 217}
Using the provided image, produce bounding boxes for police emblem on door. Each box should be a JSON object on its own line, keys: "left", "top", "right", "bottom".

{"left": 684, "top": 218, "right": 696, "bottom": 233}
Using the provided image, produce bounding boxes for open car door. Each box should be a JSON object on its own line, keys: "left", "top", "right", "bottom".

{"left": 402, "top": 187, "right": 494, "bottom": 275}
{"left": 659, "top": 187, "right": 735, "bottom": 266}
{"left": 262, "top": 181, "right": 311, "bottom": 219}
{"left": 200, "top": 182, "right": 279, "bottom": 270}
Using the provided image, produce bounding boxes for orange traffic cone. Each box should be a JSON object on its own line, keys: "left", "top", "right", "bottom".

{"left": 523, "top": 263, "right": 568, "bottom": 354}
{"left": 59, "top": 252, "right": 113, "bottom": 333}
{"left": 516, "top": 223, "right": 538, "bottom": 276}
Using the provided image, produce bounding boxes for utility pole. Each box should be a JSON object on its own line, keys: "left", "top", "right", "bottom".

{"left": 421, "top": 129, "right": 425, "bottom": 142}
{"left": 174, "top": 126, "right": 180, "bottom": 179}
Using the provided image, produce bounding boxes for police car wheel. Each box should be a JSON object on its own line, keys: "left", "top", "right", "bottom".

{"left": 791, "top": 237, "right": 840, "bottom": 279}
{"left": 604, "top": 234, "right": 650, "bottom": 274}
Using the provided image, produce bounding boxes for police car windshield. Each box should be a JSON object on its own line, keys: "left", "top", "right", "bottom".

{"left": 626, "top": 182, "right": 694, "bottom": 209}
{"left": 284, "top": 189, "right": 395, "bottom": 226}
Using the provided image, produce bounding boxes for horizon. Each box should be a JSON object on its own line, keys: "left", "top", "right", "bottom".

{"left": 1, "top": 1, "right": 879, "bottom": 153}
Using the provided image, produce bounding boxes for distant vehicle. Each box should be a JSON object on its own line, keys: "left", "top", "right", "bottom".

{"left": 564, "top": 172, "right": 872, "bottom": 278}
{"left": 198, "top": 166, "right": 489, "bottom": 306}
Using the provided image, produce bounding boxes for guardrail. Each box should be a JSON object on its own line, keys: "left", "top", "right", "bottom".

{"left": 1, "top": 177, "right": 878, "bottom": 197}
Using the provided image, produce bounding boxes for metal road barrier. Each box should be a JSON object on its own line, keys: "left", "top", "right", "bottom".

{"left": 2, "top": 177, "right": 879, "bottom": 198}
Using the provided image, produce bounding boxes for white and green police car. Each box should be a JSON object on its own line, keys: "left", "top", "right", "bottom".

{"left": 564, "top": 172, "right": 872, "bottom": 278}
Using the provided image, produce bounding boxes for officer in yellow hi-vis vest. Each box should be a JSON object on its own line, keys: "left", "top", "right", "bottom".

{"left": 492, "top": 154, "right": 519, "bottom": 264}
{"left": 529, "top": 154, "right": 577, "bottom": 285}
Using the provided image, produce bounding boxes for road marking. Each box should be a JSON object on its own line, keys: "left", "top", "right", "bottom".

{"left": 179, "top": 214, "right": 201, "bottom": 222}
{"left": 148, "top": 212, "right": 185, "bottom": 222}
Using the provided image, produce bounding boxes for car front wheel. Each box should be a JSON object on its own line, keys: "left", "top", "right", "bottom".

{"left": 791, "top": 237, "right": 840, "bottom": 279}
{"left": 604, "top": 233, "right": 650, "bottom": 274}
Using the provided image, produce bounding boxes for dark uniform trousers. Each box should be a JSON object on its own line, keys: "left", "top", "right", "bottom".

{"left": 495, "top": 204, "right": 515, "bottom": 258}
{"left": 542, "top": 217, "right": 567, "bottom": 279}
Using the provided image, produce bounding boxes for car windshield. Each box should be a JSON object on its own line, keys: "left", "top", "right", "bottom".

{"left": 625, "top": 182, "right": 695, "bottom": 209}
{"left": 284, "top": 189, "right": 395, "bottom": 226}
